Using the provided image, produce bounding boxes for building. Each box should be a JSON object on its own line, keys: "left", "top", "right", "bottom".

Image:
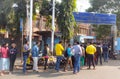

{"left": 73, "top": 12, "right": 96, "bottom": 43}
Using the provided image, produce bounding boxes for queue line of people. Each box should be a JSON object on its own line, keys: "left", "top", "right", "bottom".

{"left": 22, "top": 41, "right": 51, "bottom": 74}
{"left": 0, "top": 40, "right": 110, "bottom": 76}
{"left": 0, "top": 41, "right": 51, "bottom": 75}
{"left": 54, "top": 41, "right": 110, "bottom": 74}
{"left": 55, "top": 41, "right": 84, "bottom": 74}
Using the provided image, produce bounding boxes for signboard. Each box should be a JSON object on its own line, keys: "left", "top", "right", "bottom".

{"left": 20, "top": 18, "right": 23, "bottom": 32}
{"left": 73, "top": 12, "right": 116, "bottom": 25}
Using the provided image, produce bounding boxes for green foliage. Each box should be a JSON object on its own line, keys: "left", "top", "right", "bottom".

{"left": 88, "top": 0, "right": 120, "bottom": 13}
{"left": 39, "top": 0, "right": 53, "bottom": 29}
{"left": 40, "top": 0, "right": 77, "bottom": 41}
{"left": 57, "top": 0, "right": 77, "bottom": 40}
{"left": 0, "top": 0, "right": 13, "bottom": 27}
{"left": 88, "top": 0, "right": 107, "bottom": 12}
{"left": 87, "top": 0, "right": 120, "bottom": 39}
{"left": 10, "top": 0, "right": 26, "bottom": 37}
{"left": 33, "top": 0, "right": 42, "bottom": 15}
{"left": 0, "top": 0, "right": 26, "bottom": 37}
{"left": 45, "top": 15, "right": 52, "bottom": 29}
{"left": 40, "top": 0, "right": 52, "bottom": 16}
{"left": 93, "top": 25, "right": 111, "bottom": 39}
{"left": 0, "top": 12, "right": 7, "bottom": 27}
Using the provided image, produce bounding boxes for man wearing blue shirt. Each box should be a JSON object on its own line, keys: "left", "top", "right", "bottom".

{"left": 32, "top": 42, "right": 40, "bottom": 72}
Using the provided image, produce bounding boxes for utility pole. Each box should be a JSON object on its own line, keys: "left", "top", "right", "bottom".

{"left": 29, "top": 0, "right": 33, "bottom": 49}
{"left": 51, "top": 0, "right": 55, "bottom": 53}
{"left": 26, "top": 1, "right": 29, "bottom": 40}
{"left": 114, "top": 25, "right": 117, "bottom": 52}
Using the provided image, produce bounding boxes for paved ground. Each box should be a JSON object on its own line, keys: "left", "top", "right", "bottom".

{"left": 1, "top": 59, "right": 120, "bottom": 79}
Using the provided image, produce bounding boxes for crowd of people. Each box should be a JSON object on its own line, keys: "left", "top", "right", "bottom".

{"left": 54, "top": 41, "right": 111, "bottom": 74}
{"left": 0, "top": 40, "right": 51, "bottom": 75}
{"left": 0, "top": 40, "right": 112, "bottom": 76}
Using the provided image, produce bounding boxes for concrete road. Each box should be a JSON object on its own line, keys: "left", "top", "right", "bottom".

{"left": 1, "top": 59, "right": 120, "bottom": 79}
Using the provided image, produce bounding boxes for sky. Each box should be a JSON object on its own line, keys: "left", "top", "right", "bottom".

{"left": 76, "top": 0, "right": 91, "bottom": 12}
{"left": 56, "top": 0, "right": 91, "bottom": 12}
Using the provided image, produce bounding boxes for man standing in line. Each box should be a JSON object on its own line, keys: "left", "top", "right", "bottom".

{"left": 72, "top": 42, "right": 82, "bottom": 74}
{"left": 42, "top": 44, "right": 51, "bottom": 70}
{"left": 102, "top": 43, "right": 109, "bottom": 62}
{"left": 96, "top": 43, "right": 103, "bottom": 65}
{"left": 22, "top": 41, "right": 30, "bottom": 74}
{"left": 86, "top": 42, "right": 96, "bottom": 70}
{"left": 32, "top": 42, "right": 40, "bottom": 72}
{"left": 55, "top": 41, "right": 64, "bottom": 72}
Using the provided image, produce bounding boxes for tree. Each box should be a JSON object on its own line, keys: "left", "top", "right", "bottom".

{"left": 0, "top": 0, "right": 13, "bottom": 28}
{"left": 0, "top": 11, "right": 7, "bottom": 28}
{"left": 40, "top": 0, "right": 52, "bottom": 16}
{"left": 40, "top": 0, "right": 77, "bottom": 42}
{"left": 87, "top": 0, "right": 120, "bottom": 39}
{"left": 39, "top": 0, "right": 53, "bottom": 29}
{"left": 93, "top": 25, "right": 111, "bottom": 39}
{"left": 0, "top": 0, "right": 26, "bottom": 38}
{"left": 56, "top": 0, "right": 77, "bottom": 42}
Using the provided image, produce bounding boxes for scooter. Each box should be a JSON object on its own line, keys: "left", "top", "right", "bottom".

{"left": 109, "top": 51, "right": 118, "bottom": 60}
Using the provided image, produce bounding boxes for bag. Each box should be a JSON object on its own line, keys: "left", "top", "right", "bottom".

{"left": 96, "top": 46, "right": 102, "bottom": 54}
{"left": 64, "top": 48, "right": 68, "bottom": 57}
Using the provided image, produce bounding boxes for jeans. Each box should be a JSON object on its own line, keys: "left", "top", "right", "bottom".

{"left": 103, "top": 52, "right": 109, "bottom": 62}
{"left": 55, "top": 56, "right": 63, "bottom": 71}
{"left": 1, "top": 58, "right": 10, "bottom": 70}
{"left": 9, "top": 54, "right": 17, "bottom": 72}
{"left": 23, "top": 55, "right": 28, "bottom": 73}
{"left": 73, "top": 54, "right": 81, "bottom": 73}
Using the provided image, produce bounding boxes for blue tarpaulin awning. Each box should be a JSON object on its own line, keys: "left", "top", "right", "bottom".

{"left": 73, "top": 12, "right": 116, "bottom": 25}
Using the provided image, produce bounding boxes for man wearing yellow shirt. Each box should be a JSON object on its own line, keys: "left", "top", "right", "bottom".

{"left": 86, "top": 42, "right": 96, "bottom": 69}
{"left": 55, "top": 41, "right": 64, "bottom": 72}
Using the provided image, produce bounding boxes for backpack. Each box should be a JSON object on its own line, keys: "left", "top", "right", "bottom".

{"left": 64, "top": 48, "right": 68, "bottom": 57}
{"left": 96, "top": 46, "right": 102, "bottom": 54}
